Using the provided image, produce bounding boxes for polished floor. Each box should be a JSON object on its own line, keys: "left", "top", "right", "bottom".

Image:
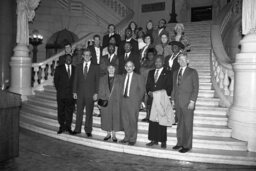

{"left": 1, "top": 129, "right": 256, "bottom": 171}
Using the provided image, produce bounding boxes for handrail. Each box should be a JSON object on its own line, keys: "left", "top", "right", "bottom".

{"left": 31, "top": 0, "right": 134, "bottom": 92}
{"left": 210, "top": 0, "right": 241, "bottom": 107}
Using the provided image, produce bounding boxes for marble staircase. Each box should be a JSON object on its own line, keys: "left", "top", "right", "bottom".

{"left": 20, "top": 21, "right": 256, "bottom": 166}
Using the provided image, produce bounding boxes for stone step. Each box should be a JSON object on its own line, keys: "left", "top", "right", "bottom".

{"left": 20, "top": 111, "right": 245, "bottom": 151}
{"left": 23, "top": 99, "right": 227, "bottom": 117}
{"left": 21, "top": 110, "right": 231, "bottom": 138}
{"left": 19, "top": 120, "right": 256, "bottom": 166}
{"left": 22, "top": 103, "right": 227, "bottom": 126}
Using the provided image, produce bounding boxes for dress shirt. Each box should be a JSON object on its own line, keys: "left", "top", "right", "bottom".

{"left": 83, "top": 61, "right": 91, "bottom": 73}
{"left": 125, "top": 52, "right": 131, "bottom": 59}
{"left": 65, "top": 64, "right": 72, "bottom": 76}
{"left": 123, "top": 72, "right": 133, "bottom": 97}
{"left": 141, "top": 45, "right": 148, "bottom": 60}
{"left": 108, "top": 53, "right": 115, "bottom": 62}
{"left": 94, "top": 46, "right": 101, "bottom": 64}
{"left": 154, "top": 67, "right": 164, "bottom": 82}
{"left": 178, "top": 66, "right": 187, "bottom": 76}
{"left": 109, "top": 33, "right": 114, "bottom": 37}
{"left": 126, "top": 38, "right": 132, "bottom": 42}
{"left": 158, "top": 28, "right": 164, "bottom": 35}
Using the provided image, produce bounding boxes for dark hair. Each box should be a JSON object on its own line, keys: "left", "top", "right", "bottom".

{"left": 63, "top": 40, "right": 71, "bottom": 47}
{"left": 155, "top": 55, "right": 164, "bottom": 62}
{"left": 160, "top": 18, "right": 167, "bottom": 25}
{"left": 143, "top": 33, "right": 153, "bottom": 44}
{"left": 82, "top": 48, "right": 92, "bottom": 55}
{"left": 128, "top": 21, "right": 138, "bottom": 31}
{"left": 93, "top": 34, "right": 101, "bottom": 40}
{"left": 108, "top": 24, "right": 115, "bottom": 29}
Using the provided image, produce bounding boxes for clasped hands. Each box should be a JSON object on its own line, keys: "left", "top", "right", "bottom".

{"left": 73, "top": 93, "right": 98, "bottom": 101}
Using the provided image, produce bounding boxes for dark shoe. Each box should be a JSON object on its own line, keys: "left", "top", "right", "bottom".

{"left": 179, "top": 148, "right": 190, "bottom": 153}
{"left": 161, "top": 142, "right": 167, "bottom": 149}
{"left": 86, "top": 133, "right": 92, "bottom": 137}
{"left": 128, "top": 142, "right": 136, "bottom": 146}
{"left": 172, "top": 145, "right": 183, "bottom": 150}
{"left": 72, "top": 131, "right": 81, "bottom": 135}
{"left": 146, "top": 141, "right": 158, "bottom": 146}
{"left": 103, "top": 135, "right": 111, "bottom": 141}
{"left": 112, "top": 137, "right": 118, "bottom": 142}
{"left": 119, "top": 139, "right": 128, "bottom": 144}
{"left": 57, "top": 129, "right": 64, "bottom": 134}
{"left": 67, "top": 129, "right": 74, "bottom": 135}
{"left": 141, "top": 118, "right": 149, "bottom": 122}
{"left": 172, "top": 122, "right": 177, "bottom": 125}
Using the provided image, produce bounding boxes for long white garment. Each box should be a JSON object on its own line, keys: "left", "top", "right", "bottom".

{"left": 149, "top": 90, "right": 174, "bottom": 126}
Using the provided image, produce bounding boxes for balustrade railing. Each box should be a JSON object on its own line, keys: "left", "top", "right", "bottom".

{"left": 31, "top": 0, "right": 134, "bottom": 92}
{"left": 210, "top": 0, "right": 241, "bottom": 107}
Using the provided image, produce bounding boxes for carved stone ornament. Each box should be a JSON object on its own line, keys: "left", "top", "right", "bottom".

{"left": 16, "top": 0, "right": 41, "bottom": 45}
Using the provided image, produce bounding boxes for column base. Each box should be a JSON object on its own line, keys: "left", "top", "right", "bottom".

{"left": 9, "top": 44, "right": 32, "bottom": 100}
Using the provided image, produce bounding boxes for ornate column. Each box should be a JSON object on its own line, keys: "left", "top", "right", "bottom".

{"left": 9, "top": 0, "right": 40, "bottom": 100}
{"left": 228, "top": 0, "right": 256, "bottom": 152}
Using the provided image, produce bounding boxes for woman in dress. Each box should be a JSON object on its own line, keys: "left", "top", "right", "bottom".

{"left": 98, "top": 64, "right": 122, "bottom": 142}
{"left": 170, "top": 23, "right": 191, "bottom": 52}
{"left": 127, "top": 21, "right": 138, "bottom": 40}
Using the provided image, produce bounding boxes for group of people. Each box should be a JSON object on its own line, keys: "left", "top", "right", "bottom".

{"left": 54, "top": 19, "right": 199, "bottom": 153}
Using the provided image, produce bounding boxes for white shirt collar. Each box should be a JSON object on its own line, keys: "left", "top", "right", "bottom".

{"left": 126, "top": 38, "right": 132, "bottom": 42}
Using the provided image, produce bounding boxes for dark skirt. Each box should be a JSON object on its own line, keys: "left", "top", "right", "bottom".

{"left": 148, "top": 121, "right": 167, "bottom": 142}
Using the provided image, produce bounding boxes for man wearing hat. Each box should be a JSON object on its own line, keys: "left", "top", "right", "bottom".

{"left": 164, "top": 41, "right": 185, "bottom": 72}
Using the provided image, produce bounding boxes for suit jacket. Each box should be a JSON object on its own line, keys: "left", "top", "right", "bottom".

{"left": 102, "top": 33, "right": 121, "bottom": 48}
{"left": 119, "top": 51, "right": 140, "bottom": 75}
{"left": 58, "top": 53, "right": 73, "bottom": 66}
{"left": 152, "top": 28, "right": 169, "bottom": 46}
{"left": 73, "top": 62, "right": 100, "bottom": 98}
{"left": 146, "top": 68, "right": 173, "bottom": 104}
{"left": 172, "top": 67, "right": 199, "bottom": 107}
{"left": 121, "top": 73, "right": 145, "bottom": 105}
{"left": 118, "top": 39, "right": 139, "bottom": 55}
{"left": 100, "top": 54, "right": 119, "bottom": 76}
{"left": 164, "top": 53, "right": 180, "bottom": 72}
{"left": 88, "top": 45, "right": 103, "bottom": 65}
{"left": 54, "top": 64, "right": 75, "bottom": 99}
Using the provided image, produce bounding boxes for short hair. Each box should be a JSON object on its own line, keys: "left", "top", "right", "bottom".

{"left": 143, "top": 33, "right": 153, "bottom": 44}
{"left": 125, "top": 60, "right": 134, "bottom": 66}
{"left": 108, "top": 24, "right": 115, "bottom": 29}
{"left": 63, "top": 40, "right": 71, "bottom": 47}
{"left": 82, "top": 48, "right": 92, "bottom": 55}
{"left": 65, "top": 54, "right": 72, "bottom": 59}
{"left": 125, "top": 27, "right": 132, "bottom": 33}
{"left": 160, "top": 18, "right": 167, "bottom": 24}
{"left": 93, "top": 34, "right": 100, "bottom": 40}
{"left": 155, "top": 55, "right": 164, "bottom": 62}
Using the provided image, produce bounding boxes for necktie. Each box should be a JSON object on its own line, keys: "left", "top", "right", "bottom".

{"left": 84, "top": 63, "right": 88, "bottom": 79}
{"left": 67, "top": 65, "right": 71, "bottom": 78}
{"left": 178, "top": 68, "right": 183, "bottom": 86}
{"left": 124, "top": 74, "right": 130, "bottom": 97}
{"left": 154, "top": 69, "right": 159, "bottom": 83}
{"left": 125, "top": 53, "right": 128, "bottom": 60}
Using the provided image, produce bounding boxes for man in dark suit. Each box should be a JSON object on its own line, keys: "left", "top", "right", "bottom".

{"left": 152, "top": 19, "right": 169, "bottom": 46}
{"left": 72, "top": 48, "right": 100, "bottom": 137}
{"left": 54, "top": 54, "right": 75, "bottom": 134}
{"left": 100, "top": 43, "right": 119, "bottom": 76}
{"left": 102, "top": 24, "right": 121, "bottom": 48}
{"left": 58, "top": 42, "right": 73, "bottom": 66}
{"left": 88, "top": 34, "right": 103, "bottom": 65}
{"left": 145, "top": 55, "right": 173, "bottom": 148}
{"left": 120, "top": 61, "right": 145, "bottom": 145}
{"left": 118, "top": 28, "right": 139, "bottom": 55}
{"left": 172, "top": 54, "right": 199, "bottom": 153}
{"left": 119, "top": 42, "right": 140, "bottom": 75}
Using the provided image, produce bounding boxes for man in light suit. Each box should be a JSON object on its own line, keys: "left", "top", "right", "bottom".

{"left": 72, "top": 48, "right": 100, "bottom": 137}
{"left": 120, "top": 61, "right": 145, "bottom": 145}
{"left": 172, "top": 54, "right": 199, "bottom": 153}
{"left": 54, "top": 54, "right": 75, "bottom": 134}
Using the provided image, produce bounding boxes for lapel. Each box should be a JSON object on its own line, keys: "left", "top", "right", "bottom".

{"left": 156, "top": 68, "right": 166, "bottom": 84}
{"left": 62, "top": 65, "right": 70, "bottom": 79}
{"left": 180, "top": 67, "right": 190, "bottom": 84}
